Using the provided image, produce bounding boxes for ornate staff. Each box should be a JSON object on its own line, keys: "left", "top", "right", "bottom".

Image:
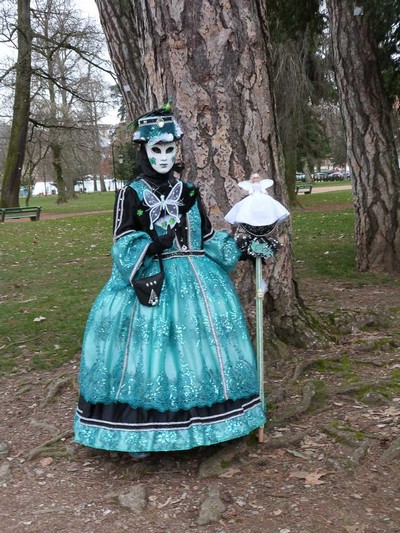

{"left": 236, "top": 223, "right": 281, "bottom": 443}
{"left": 226, "top": 173, "right": 290, "bottom": 443}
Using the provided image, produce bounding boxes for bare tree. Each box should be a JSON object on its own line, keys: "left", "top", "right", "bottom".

{"left": 0, "top": 0, "right": 31, "bottom": 208}
{"left": 0, "top": 0, "right": 115, "bottom": 205}
{"left": 327, "top": 0, "right": 400, "bottom": 273}
{"left": 30, "top": 0, "right": 109, "bottom": 202}
{"left": 77, "top": 64, "right": 110, "bottom": 193}
{"left": 22, "top": 122, "right": 49, "bottom": 204}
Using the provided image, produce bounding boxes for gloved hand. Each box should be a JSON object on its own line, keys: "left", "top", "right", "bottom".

{"left": 234, "top": 233, "right": 253, "bottom": 261}
{"left": 147, "top": 228, "right": 175, "bottom": 256}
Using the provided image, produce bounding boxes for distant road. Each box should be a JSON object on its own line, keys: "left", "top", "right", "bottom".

{"left": 312, "top": 184, "right": 352, "bottom": 194}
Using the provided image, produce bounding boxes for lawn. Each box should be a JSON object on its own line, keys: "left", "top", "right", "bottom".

{"left": 295, "top": 188, "right": 352, "bottom": 208}
{"left": 1, "top": 188, "right": 397, "bottom": 374}
{"left": 312, "top": 180, "right": 352, "bottom": 188}
{"left": 291, "top": 191, "right": 397, "bottom": 285}
{"left": 25, "top": 191, "right": 116, "bottom": 214}
{"left": 0, "top": 213, "right": 113, "bottom": 373}
{"left": 292, "top": 208, "right": 356, "bottom": 278}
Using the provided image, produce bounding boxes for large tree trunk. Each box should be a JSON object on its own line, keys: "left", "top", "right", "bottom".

{"left": 95, "top": 0, "right": 325, "bottom": 347}
{"left": 0, "top": 0, "right": 31, "bottom": 208}
{"left": 327, "top": 0, "right": 400, "bottom": 273}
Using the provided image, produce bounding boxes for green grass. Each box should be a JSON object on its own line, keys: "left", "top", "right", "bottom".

{"left": 1, "top": 188, "right": 398, "bottom": 375}
{"left": 0, "top": 213, "right": 113, "bottom": 373}
{"left": 292, "top": 207, "right": 356, "bottom": 278}
{"left": 292, "top": 206, "right": 399, "bottom": 287}
{"left": 24, "top": 191, "right": 115, "bottom": 214}
{"left": 312, "top": 180, "right": 351, "bottom": 188}
{"left": 295, "top": 189, "right": 352, "bottom": 208}
{"left": 314, "top": 355, "right": 356, "bottom": 380}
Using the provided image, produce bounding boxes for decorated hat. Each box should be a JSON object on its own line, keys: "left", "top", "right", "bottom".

{"left": 130, "top": 99, "right": 183, "bottom": 146}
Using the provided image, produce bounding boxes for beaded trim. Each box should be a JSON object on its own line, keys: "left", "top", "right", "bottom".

{"left": 160, "top": 250, "right": 205, "bottom": 259}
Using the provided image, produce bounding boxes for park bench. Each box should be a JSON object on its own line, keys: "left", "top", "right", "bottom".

{"left": 295, "top": 183, "right": 313, "bottom": 195}
{"left": 0, "top": 206, "right": 42, "bottom": 222}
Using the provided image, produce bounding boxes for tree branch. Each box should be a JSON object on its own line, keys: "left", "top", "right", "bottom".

{"left": 29, "top": 117, "right": 94, "bottom": 132}
{"left": 0, "top": 63, "right": 16, "bottom": 83}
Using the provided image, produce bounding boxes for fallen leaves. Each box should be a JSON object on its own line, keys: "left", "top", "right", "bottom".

{"left": 289, "top": 470, "right": 335, "bottom": 486}
{"left": 33, "top": 316, "right": 47, "bottom": 322}
{"left": 382, "top": 406, "right": 400, "bottom": 417}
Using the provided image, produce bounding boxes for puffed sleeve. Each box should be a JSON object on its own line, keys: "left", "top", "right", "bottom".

{"left": 197, "top": 194, "right": 240, "bottom": 272}
{"left": 111, "top": 232, "right": 154, "bottom": 285}
{"left": 203, "top": 231, "right": 241, "bottom": 272}
{"left": 111, "top": 186, "right": 153, "bottom": 285}
{"left": 113, "top": 186, "right": 143, "bottom": 240}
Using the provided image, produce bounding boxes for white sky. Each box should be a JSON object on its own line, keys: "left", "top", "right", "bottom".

{"left": 0, "top": 0, "right": 119, "bottom": 125}
{"left": 77, "top": 0, "right": 101, "bottom": 23}
{"left": 77, "top": 0, "right": 119, "bottom": 124}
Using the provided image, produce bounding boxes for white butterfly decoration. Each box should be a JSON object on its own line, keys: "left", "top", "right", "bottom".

{"left": 143, "top": 181, "right": 183, "bottom": 230}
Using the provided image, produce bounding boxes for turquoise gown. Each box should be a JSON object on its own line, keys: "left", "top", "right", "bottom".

{"left": 74, "top": 178, "right": 265, "bottom": 452}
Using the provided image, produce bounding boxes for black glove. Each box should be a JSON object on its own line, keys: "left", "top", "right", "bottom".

{"left": 147, "top": 228, "right": 175, "bottom": 256}
{"left": 234, "top": 233, "right": 253, "bottom": 261}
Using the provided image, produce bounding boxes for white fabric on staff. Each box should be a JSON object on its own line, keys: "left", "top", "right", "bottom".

{"left": 225, "top": 180, "right": 290, "bottom": 227}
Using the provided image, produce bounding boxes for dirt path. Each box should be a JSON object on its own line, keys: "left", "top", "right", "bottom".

{"left": 312, "top": 184, "right": 351, "bottom": 194}
{"left": 40, "top": 210, "right": 113, "bottom": 220}
{"left": 5, "top": 185, "right": 351, "bottom": 223}
{"left": 1, "top": 278, "right": 399, "bottom": 532}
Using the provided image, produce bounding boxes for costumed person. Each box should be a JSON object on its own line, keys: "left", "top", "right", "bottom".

{"left": 225, "top": 173, "right": 290, "bottom": 228}
{"left": 74, "top": 102, "right": 265, "bottom": 459}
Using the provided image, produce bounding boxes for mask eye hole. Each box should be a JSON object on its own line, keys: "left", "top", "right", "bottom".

{"left": 166, "top": 147, "right": 174, "bottom": 154}
{"left": 152, "top": 147, "right": 161, "bottom": 154}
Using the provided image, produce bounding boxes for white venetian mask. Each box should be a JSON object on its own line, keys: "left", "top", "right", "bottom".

{"left": 145, "top": 141, "right": 177, "bottom": 174}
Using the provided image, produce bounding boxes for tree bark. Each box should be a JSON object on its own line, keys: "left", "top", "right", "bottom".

{"left": 99, "top": 174, "right": 107, "bottom": 192}
{"left": 327, "top": 0, "right": 400, "bottom": 273}
{"left": 43, "top": 1, "right": 68, "bottom": 205}
{"left": 0, "top": 0, "right": 32, "bottom": 208}
{"left": 95, "top": 0, "right": 326, "bottom": 346}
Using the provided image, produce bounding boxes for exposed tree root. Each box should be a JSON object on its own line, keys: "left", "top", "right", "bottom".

{"left": 30, "top": 418, "right": 59, "bottom": 435}
{"left": 27, "top": 430, "right": 73, "bottom": 461}
{"left": 269, "top": 383, "right": 316, "bottom": 428}
{"left": 0, "top": 332, "right": 47, "bottom": 351}
{"left": 353, "top": 359, "right": 384, "bottom": 367}
{"left": 291, "top": 355, "right": 385, "bottom": 383}
{"left": 322, "top": 425, "right": 363, "bottom": 448}
{"left": 263, "top": 431, "right": 307, "bottom": 449}
{"left": 291, "top": 354, "right": 342, "bottom": 382}
{"left": 347, "top": 441, "right": 370, "bottom": 467}
{"left": 332, "top": 379, "right": 393, "bottom": 396}
{"left": 379, "top": 437, "right": 400, "bottom": 464}
{"left": 42, "top": 374, "right": 76, "bottom": 406}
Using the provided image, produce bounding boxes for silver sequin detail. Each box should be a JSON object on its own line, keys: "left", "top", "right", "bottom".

{"left": 115, "top": 299, "right": 139, "bottom": 400}
{"left": 186, "top": 253, "right": 229, "bottom": 400}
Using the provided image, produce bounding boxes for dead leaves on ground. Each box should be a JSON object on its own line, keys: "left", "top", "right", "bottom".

{"left": 289, "top": 469, "right": 336, "bottom": 486}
